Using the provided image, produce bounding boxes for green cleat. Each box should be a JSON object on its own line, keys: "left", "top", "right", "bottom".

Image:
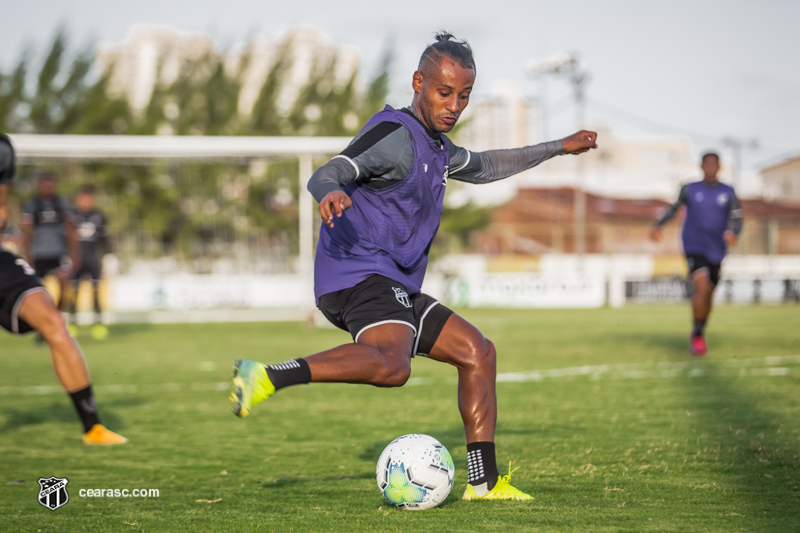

{"left": 230, "top": 359, "right": 275, "bottom": 418}
{"left": 462, "top": 464, "right": 533, "bottom": 501}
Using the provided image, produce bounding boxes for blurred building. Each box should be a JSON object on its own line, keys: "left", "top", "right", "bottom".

{"left": 97, "top": 25, "right": 361, "bottom": 119}
{"left": 97, "top": 26, "right": 214, "bottom": 112}
{"left": 448, "top": 80, "right": 542, "bottom": 207}
{"left": 473, "top": 186, "right": 800, "bottom": 258}
{"left": 455, "top": 80, "right": 542, "bottom": 152}
{"left": 451, "top": 92, "right": 726, "bottom": 207}
{"left": 761, "top": 152, "right": 800, "bottom": 205}
{"left": 230, "top": 26, "right": 360, "bottom": 117}
{"left": 516, "top": 127, "right": 706, "bottom": 201}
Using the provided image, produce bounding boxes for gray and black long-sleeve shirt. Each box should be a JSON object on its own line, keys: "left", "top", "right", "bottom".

{"left": 307, "top": 107, "right": 563, "bottom": 202}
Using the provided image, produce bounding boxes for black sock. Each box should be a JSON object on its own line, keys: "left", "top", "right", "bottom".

{"left": 93, "top": 283, "right": 102, "bottom": 318}
{"left": 693, "top": 320, "right": 706, "bottom": 337}
{"left": 265, "top": 358, "right": 311, "bottom": 391}
{"left": 69, "top": 385, "right": 101, "bottom": 433}
{"left": 467, "top": 441, "right": 499, "bottom": 494}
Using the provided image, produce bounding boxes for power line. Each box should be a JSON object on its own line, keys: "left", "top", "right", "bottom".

{"left": 587, "top": 98, "right": 719, "bottom": 142}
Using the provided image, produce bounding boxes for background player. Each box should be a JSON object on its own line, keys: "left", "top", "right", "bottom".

{"left": 650, "top": 152, "right": 743, "bottom": 356}
{"left": 69, "top": 185, "right": 112, "bottom": 339}
{"left": 0, "top": 133, "right": 126, "bottom": 444}
{"left": 230, "top": 32, "right": 597, "bottom": 501}
{"left": 21, "top": 173, "right": 78, "bottom": 313}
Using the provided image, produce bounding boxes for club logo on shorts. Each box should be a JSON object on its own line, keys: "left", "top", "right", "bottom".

{"left": 392, "top": 287, "right": 412, "bottom": 308}
{"left": 38, "top": 476, "right": 69, "bottom": 511}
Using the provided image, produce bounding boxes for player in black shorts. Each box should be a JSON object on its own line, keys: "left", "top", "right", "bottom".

{"left": 21, "top": 173, "right": 78, "bottom": 312}
{"left": 229, "top": 32, "right": 598, "bottom": 501}
{"left": 0, "top": 133, "right": 126, "bottom": 445}
{"left": 69, "top": 185, "right": 112, "bottom": 339}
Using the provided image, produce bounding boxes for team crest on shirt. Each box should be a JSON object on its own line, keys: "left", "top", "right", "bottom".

{"left": 392, "top": 287, "right": 412, "bottom": 308}
{"left": 78, "top": 222, "right": 97, "bottom": 239}
{"left": 442, "top": 165, "right": 449, "bottom": 186}
{"left": 40, "top": 209, "right": 58, "bottom": 223}
{"left": 717, "top": 193, "right": 728, "bottom": 205}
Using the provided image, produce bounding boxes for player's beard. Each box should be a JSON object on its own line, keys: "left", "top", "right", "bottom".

{"left": 418, "top": 99, "right": 457, "bottom": 134}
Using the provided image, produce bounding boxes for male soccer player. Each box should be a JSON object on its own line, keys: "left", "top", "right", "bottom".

{"left": 69, "top": 185, "right": 112, "bottom": 338}
{"left": 230, "top": 32, "right": 597, "bottom": 500}
{"left": 21, "top": 172, "right": 77, "bottom": 312}
{"left": 0, "top": 133, "right": 126, "bottom": 444}
{"left": 650, "top": 152, "right": 743, "bottom": 356}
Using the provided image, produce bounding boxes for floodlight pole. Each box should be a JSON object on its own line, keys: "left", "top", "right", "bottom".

{"left": 573, "top": 69, "right": 587, "bottom": 260}
{"left": 527, "top": 53, "right": 588, "bottom": 262}
{"left": 722, "top": 136, "right": 758, "bottom": 192}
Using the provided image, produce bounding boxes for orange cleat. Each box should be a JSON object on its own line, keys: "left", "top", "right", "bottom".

{"left": 82, "top": 424, "right": 128, "bottom": 445}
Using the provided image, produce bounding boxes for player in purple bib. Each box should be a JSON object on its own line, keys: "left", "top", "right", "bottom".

{"left": 651, "top": 152, "right": 743, "bottom": 356}
{"left": 231, "top": 32, "right": 598, "bottom": 500}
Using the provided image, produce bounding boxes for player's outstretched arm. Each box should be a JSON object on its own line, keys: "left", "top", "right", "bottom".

{"left": 561, "top": 130, "right": 598, "bottom": 155}
{"left": 318, "top": 190, "right": 352, "bottom": 228}
{"left": 651, "top": 185, "right": 688, "bottom": 241}
{"left": 447, "top": 131, "right": 599, "bottom": 185}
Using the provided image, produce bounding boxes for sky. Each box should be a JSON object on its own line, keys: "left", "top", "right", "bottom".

{"left": 3, "top": 0, "right": 799, "bottom": 175}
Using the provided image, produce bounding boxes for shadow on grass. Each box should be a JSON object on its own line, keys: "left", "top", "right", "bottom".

{"left": 0, "top": 396, "right": 143, "bottom": 434}
{"left": 260, "top": 472, "right": 374, "bottom": 489}
{"left": 674, "top": 358, "right": 800, "bottom": 527}
{"left": 610, "top": 331, "right": 689, "bottom": 353}
{"left": 358, "top": 425, "right": 569, "bottom": 464}
{"left": 101, "top": 323, "right": 154, "bottom": 338}
{"left": 260, "top": 472, "right": 463, "bottom": 510}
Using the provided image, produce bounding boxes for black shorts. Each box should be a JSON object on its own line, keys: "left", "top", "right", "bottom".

{"left": 34, "top": 257, "right": 66, "bottom": 278}
{"left": 73, "top": 260, "right": 102, "bottom": 281}
{"left": 318, "top": 274, "right": 454, "bottom": 357}
{"left": 686, "top": 254, "right": 721, "bottom": 286}
{"left": 0, "top": 250, "right": 47, "bottom": 334}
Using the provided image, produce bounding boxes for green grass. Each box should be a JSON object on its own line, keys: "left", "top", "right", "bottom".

{"left": 1, "top": 305, "right": 799, "bottom": 532}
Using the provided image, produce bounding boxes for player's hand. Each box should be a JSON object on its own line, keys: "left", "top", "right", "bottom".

{"left": 649, "top": 226, "right": 663, "bottom": 242}
{"left": 318, "top": 190, "right": 352, "bottom": 228}
{"left": 724, "top": 230, "right": 738, "bottom": 246}
{"left": 562, "top": 130, "right": 598, "bottom": 155}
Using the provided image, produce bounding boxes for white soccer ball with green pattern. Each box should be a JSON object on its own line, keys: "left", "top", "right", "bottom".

{"left": 376, "top": 434, "right": 455, "bottom": 510}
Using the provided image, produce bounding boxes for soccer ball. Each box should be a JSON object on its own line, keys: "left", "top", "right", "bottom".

{"left": 376, "top": 434, "right": 455, "bottom": 510}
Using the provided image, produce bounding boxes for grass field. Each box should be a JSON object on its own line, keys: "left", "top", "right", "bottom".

{"left": 1, "top": 305, "right": 799, "bottom": 532}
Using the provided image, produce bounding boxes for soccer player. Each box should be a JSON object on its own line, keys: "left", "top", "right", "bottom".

{"left": 650, "top": 152, "right": 743, "bottom": 356}
{"left": 0, "top": 133, "right": 126, "bottom": 444}
{"left": 21, "top": 172, "right": 77, "bottom": 313}
{"left": 69, "top": 185, "right": 112, "bottom": 339}
{"left": 230, "top": 32, "right": 597, "bottom": 500}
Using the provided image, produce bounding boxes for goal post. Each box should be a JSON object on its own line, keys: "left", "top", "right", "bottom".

{"left": 8, "top": 134, "right": 350, "bottom": 321}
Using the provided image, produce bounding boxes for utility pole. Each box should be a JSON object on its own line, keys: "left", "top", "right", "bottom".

{"left": 722, "top": 136, "right": 758, "bottom": 192}
{"left": 527, "top": 52, "right": 589, "bottom": 259}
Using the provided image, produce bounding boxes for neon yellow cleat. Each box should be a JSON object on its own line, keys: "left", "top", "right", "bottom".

{"left": 230, "top": 359, "right": 275, "bottom": 418}
{"left": 67, "top": 324, "right": 78, "bottom": 337}
{"left": 462, "top": 464, "right": 533, "bottom": 501}
{"left": 83, "top": 424, "right": 128, "bottom": 445}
